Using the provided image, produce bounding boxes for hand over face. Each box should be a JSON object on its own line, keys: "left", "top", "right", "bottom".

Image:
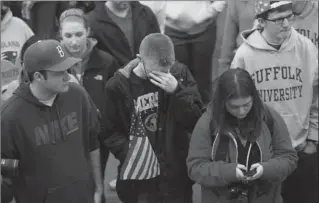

{"left": 149, "top": 71, "right": 178, "bottom": 94}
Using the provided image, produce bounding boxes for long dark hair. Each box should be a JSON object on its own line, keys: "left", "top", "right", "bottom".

{"left": 211, "top": 68, "right": 265, "bottom": 140}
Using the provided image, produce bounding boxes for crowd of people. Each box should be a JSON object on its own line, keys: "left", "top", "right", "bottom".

{"left": 1, "top": 1, "right": 318, "bottom": 203}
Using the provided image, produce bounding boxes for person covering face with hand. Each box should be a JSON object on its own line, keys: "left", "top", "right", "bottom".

{"left": 102, "top": 33, "right": 203, "bottom": 203}
{"left": 187, "top": 68, "right": 297, "bottom": 203}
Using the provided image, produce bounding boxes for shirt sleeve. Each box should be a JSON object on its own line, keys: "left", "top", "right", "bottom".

{"left": 1, "top": 113, "right": 20, "bottom": 159}
{"left": 308, "top": 43, "right": 318, "bottom": 141}
{"left": 230, "top": 45, "right": 246, "bottom": 70}
{"left": 81, "top": 87, "right": 100, "bottom": 151}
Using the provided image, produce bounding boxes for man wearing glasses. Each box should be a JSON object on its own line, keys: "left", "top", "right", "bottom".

{"left": 101, "top": 33, "right": 203, "bottom": 203}
{"left": 231, "top": 1, "right": 318, "bottom": 203}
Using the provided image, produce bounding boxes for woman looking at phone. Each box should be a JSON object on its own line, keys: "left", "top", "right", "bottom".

{"left": 187, "top": 68, "right": 297, "bottom": 203}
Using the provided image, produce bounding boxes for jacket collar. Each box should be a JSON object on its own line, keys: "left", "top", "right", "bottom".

{"left": 93, "top": 1, "right": 144, "bottom": 23}
{"left": 86, "top": 47, "right": 111, "bottom": 70}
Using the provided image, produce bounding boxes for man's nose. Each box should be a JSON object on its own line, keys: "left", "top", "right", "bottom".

{"left": 282, "top": 18, "right": 290, "bottom": 27}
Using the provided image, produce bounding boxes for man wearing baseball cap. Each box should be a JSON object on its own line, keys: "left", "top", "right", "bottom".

{"left": 230, "top": 1, "right": 318, "bottom": 203}
{"left": 1, "top": 39, "right": 104, "bottom": 203}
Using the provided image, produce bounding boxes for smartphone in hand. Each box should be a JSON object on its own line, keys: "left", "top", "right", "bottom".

{"left": 243, "top": 169, "right": 257, "bottom": 177}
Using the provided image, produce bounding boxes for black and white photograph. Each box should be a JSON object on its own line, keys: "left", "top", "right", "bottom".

{"left": 0, "top": 1, "right": 318, "bottom": 203}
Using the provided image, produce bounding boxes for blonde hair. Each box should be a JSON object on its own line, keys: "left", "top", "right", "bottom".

{"left": 59, "top": 8, "right": 89, "bottom": 30}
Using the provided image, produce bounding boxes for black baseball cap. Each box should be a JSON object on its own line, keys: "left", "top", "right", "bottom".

{"left": 23, "top": 39, "right": 81, "bottom": 73}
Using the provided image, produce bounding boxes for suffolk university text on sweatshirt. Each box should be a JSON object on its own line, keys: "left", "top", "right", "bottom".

{"left": 1, "top": 83, "right": 100, "bottom": 203}
{"left": 219, "top": 1, "right": 318, "bottom": 70}
{"left": 231, "top": 28, "right": 318, "bottom": 148}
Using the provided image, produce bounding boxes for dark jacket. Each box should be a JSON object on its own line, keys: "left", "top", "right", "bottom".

{"left": 76, "top": 46, "right": 118, "bottom": 116}
{"left": 187, "top": 105, "right": 298, "bottom": 203}
{"left": 1, "top": 83, "right": 100, "bottom": 203}
{"left": 102, "top": 59, "right": 203, "bottom": 183}
{"left": 86, "top": 2, "right": 160, "bottom": 67}
{"left": 65, "top": 39, "right": 119, "bottom": 141}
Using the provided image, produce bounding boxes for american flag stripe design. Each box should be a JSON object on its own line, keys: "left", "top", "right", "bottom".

{"left": 126, "top": 136, "right": 146, "bottom": 179}
{"left": 119, "top": 109, "right": 160, "bottom": 180}
{"left": 122, "top": 136, "right": 144, "bottom": 179}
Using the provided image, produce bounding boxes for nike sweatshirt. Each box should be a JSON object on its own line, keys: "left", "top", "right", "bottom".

{"left": 1, "top": 83, "right": 100, "bottom": 203}
{"left": 230, "top": 28, "right": 318, "bottom": 148}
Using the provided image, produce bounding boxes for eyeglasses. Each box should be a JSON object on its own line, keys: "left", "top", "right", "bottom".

{"left": 266, "top": 13, "right": 295, "bottom": 25}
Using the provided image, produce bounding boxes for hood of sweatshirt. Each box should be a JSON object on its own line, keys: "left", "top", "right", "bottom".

{"left": 118, "top": 58, "right": 140, "bottom": 78}
{"left": 5, "top": 82, "right": 93, "bottom": 202}
{"left": 1, "top": 9, "right": 12, "bottom": 32}
{"left": 240, "top": 28, "right": 298, "bottom": 52}
{"left": 232, "top": 27, "right": 318, "bottom": 148}
{"left": 12, "top": 83, "right": 68, "bottom": 144}
{"left": 62, "top": 38, "right": 97, "bottom": 82}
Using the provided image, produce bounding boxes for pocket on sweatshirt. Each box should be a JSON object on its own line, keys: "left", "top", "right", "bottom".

{"left": 280, "top": 114, "right": 308, "bottom": 144}
{"left": 44, "top": 178, "right": 93, "bottom": 203}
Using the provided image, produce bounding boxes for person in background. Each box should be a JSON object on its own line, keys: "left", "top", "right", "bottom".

{"left": 1, "top": 1, "right": 34, "bottom": 87}
{"left": 1, "top": 35, "right": 80, "bottom": 103}
{"left": 187, "top": 68, "right": 297, "bottom": 203}
{"left": 1, "top": 39, "right": 103, "bottom": 203}
{"left": 219, "top": 0, "right": 318, "bottom": 72}
{"left": 292, "top": 1, "right": 318, "bottom": 49}
{"left": 1, "top": 60, "right": 19, "bottom": 102}
{"left": 230, "top": 1, "right": 318, "bottom": 203}
{"left": 164, "top": 1, "right": 227, "bottom": 105}
{"left": 87, "top": 1, "right": 160, "bottom": 67}
{"left": 139, "top": 1, "right": 167, "bottom": 34}
{"left": 59, "top": 8, "right": 120, "bottom": 201}
{"left": 102, "top": 33, "right": 203, "bottom": 203}
{"left": 21, "top": 1, "right": 96, "bottom": 39}
{"left": 5, "top": 1, "right": 23, "bottom": 18}
{"left": 219, "top": 0, "right": 255, "bottom": 72}
{"left": 87, "top": 1, "right": 161, "bottom": 189}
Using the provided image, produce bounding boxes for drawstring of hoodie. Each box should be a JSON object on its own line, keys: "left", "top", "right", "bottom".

{"left": 42, "top": 104, "right": 66, "bottom": 144}
{"left": 43, "top": 108, "right": 56, "bottom": 145}
{"left": 55, "top": 105, "right": 67, "bottom": 141}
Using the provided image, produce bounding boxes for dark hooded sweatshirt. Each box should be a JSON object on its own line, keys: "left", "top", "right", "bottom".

{"left": 102, "top": 59, "right": 203, "bottom": 201}
{"left": 1, "top": 83, "right": 100, "bottom": 203}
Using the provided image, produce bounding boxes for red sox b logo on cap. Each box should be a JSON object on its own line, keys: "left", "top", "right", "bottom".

{"left": 56, "top": 45, "right": 65, "bottom": 58}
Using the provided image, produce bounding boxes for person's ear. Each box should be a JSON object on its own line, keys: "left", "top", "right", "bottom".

{"left": 257, "top": 18, "right": 266, "bottom": 28}
{"left": 136, "top": 54, "right": 142, "bottom": 61}
{"left": 34, "top": 72, "right": 45, "bottom": 81}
